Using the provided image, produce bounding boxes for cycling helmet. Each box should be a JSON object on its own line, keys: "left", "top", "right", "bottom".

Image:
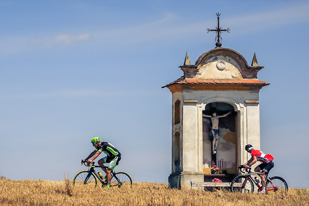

{"left": 245, "top": 144, "right": 253, "bottom": 152}
{"left": 91, "top": 137, "right": 100, "bottom": 145}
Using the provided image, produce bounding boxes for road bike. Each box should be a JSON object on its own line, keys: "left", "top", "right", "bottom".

{"left": 73, "top": 162, "right": 133, "bottom": 188}
{"left": 230, "top": 166, "right": 288, "bottom": 194}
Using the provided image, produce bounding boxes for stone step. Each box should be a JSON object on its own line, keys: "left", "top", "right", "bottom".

{"left": 191, "top": 182, "right": 242, "bottom": 187}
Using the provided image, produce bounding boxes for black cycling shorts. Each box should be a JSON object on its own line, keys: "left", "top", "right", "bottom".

{"left": 257, "top": 161, "right": 274, "bottom": 174}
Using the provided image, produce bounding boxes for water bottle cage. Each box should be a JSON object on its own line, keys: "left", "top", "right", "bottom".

{"left": 98, "top": 172, "right": 104, "bottom": 179}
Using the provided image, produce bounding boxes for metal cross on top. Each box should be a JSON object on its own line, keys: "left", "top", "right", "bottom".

{"left": 207, "top": 12, "right": 230, "bottom": 47}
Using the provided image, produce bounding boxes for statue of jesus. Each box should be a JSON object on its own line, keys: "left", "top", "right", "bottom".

{"left": 203, "top": 111, "right": 231, "bottom": 155}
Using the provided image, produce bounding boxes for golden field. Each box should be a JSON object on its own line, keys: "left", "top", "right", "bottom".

{"left": 0, "top": 177, "right": 308, "bottom": 206}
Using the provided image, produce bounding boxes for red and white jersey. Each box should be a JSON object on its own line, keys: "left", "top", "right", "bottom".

{"left": 251, "top": 149, "right": 274, "bottom": 164}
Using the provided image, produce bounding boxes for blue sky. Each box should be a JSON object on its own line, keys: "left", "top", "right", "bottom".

{"left": 0, "top": 0, "right": 308, "bottom": 188}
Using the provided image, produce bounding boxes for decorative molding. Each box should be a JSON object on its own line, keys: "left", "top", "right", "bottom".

{"left": 216, "top": 60, "right": 226, "bottom": 70}
{"left": 184, "top": 100, "right": 198, "bottom": 104}
{"left": 245, "top": 100, "right": 259, "bottom": 104}
{"left": 166, "top": 84, "right": 266, "bottom": 93}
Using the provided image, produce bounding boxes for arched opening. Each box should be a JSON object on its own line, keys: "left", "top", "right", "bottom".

{"left": 174, "top": 100, "right": 180, "bottom": 124}
{"left": 202, "top": 102, "right": 237, "bottom": 175}
{"left": 173, "top": 132, "right": 181, "bottom": 172}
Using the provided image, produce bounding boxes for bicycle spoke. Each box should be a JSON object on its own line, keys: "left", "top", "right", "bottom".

{"left": 266, "top": 176, "right": 288, "bottom": 194}
{"left": 231, "top": 176, "right": 254, "bottom": 193}
{"left": 73, "top": 171, "right": 97, "bottom": 188}
{"left": 111, "top": 172, "right": 133, "bottom": 188}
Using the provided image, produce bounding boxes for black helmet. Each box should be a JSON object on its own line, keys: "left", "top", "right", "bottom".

{"left": 245, "top": 144, "right": 253, "bottom": 152}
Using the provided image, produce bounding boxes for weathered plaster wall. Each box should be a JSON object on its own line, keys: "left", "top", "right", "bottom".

{"left": 184, "top": 90, "right": 259, "bottom": 104}
{"left": 172, "top": 92, "right": 183, "bottom": 174}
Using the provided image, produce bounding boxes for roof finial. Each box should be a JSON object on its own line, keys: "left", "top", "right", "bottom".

{"left": 251, "top": 53, "right": 259, "bottom": 66}
{"left": 207, "top": 12, "right": 230, "bottom": 47}
{"left": 183, "top": 51, "right": 191, "bottom": 65}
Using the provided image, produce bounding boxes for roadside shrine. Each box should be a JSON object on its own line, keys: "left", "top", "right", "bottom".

{"left": 162, "top": 13, "right": 269, "bottom": 189}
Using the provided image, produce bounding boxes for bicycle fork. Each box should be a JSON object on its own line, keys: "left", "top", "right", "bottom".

{"left": 83, "top": 168, "right": 95, "bottom": 185}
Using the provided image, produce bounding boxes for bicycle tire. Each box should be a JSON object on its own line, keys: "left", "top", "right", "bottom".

{"left": 73, "top": 170, "right": 97, "bottom": 188}
{"left": 231, "top": 175, "right": 254, "bottom": 193}
{"left": 110, "top": 171, "right": 133, "bottom": 188}
{"left": 266, "top": 176, "right": 288, "bottom": 194}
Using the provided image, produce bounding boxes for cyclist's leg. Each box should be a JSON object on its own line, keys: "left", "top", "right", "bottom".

{"left": 254, "top": 163, "right": 267, "bottom": 192}
{"left": 101, "top": 156, "right": 119, "bottom": 187}
{"left": 259, "top": 162, "right": 274, "bottom": 190}
{"left": 254, "top": 163, "right": 263, "bottom": 183}
{"left": 263, "top": 161, "right": 274, "bottom": 173}
{"left": 254, "top": 164, "right": 262, "bottom": 172}
{"left": 106, "top": 157, "right": 119, "bottom": 185}
{"left": 98, "top": 157, "right": 108, "bottom": 174}
{"left": 258, "top": 164, "right": 267, "bottom": 187}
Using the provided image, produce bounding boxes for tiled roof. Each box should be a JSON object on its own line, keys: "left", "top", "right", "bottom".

{"left": 162, "top": 77, "right": 269, "bottom": 88}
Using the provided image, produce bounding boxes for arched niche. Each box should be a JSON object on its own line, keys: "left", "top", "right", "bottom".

{"left": 173, "top": 132, "right": 181, "bottom": 172}
{"left": 202, "top": 102, "right": 237, "bottom": 175}
{"left": 174, "top": 100, "right": 181, "bottom": 124}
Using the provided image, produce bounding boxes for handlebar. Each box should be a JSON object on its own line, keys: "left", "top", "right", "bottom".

{"left": 238, "top": 166, "right": 251, "bottom": 173}
{"left": 81, "top": 160, "right": 96, "bottom": 167}
{"left": 238, "top": 166, "right": 267, "bottom": 176}
{"left": 81, "top": 160, "right": 108, "bottom": 168}
{"left": 86, "top": 162, "right": 95, "bottom": 167}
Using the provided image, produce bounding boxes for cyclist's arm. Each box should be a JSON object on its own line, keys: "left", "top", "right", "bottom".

{"left": 244, "top": 156, "right": 257, "bottom": 166}
{"left": 88, "top": 150, "right": 102, "bottom": 163}
{"left": 84, "top": 150, "right": 97, "bottom": 161}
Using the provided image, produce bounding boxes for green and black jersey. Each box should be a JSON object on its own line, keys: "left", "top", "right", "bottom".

{"left": 95, "top": 142, "right": 121, "bottom": 159}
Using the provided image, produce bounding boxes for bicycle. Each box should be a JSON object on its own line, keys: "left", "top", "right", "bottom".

{"left": 73, "top": 161, "right": 133, "bottom": 188}
{"left": 230, "top": 166, "right": 288, "bottom": 194}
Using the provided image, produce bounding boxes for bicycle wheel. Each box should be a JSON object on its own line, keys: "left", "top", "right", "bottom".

{"left": 231, "top": 175, "right": 254, "bottom": 193}
{"left": 73, "top": 171, "right": 97, "bottom": 187}
{"left": 111, "top": 172, "right": 133, "bottom": 188}
{"left": 266, "top": 176, "right": 288, "bottom": 194}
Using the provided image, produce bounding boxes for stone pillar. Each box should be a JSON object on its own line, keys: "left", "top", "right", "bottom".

{"left": 169, "top": 100, "right": 204, "bottom": 189}
{"left": 246, "top": 102, "right": 261, "bottom": 149}
{"left": 245, "top": 101, "right": 261, "bottom": 168}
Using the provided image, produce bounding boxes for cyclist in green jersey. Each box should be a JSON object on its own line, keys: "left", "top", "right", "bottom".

{"left": 82, "top": 137, "right": 121, "bottom": 188}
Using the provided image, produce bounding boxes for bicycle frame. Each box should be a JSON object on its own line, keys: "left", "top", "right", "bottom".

{"left": 240, "top": 168, "right": 278, "bottom": 192}
{"left": 85, "top": 167, "right": 102, "bottom": 183}
{"left": 84, "top": 162, "right": 120, "bottom": 185}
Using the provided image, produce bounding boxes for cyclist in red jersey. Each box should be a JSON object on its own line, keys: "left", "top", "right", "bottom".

{"left": 242, "top": 144, "right": 274, "bottom": 194}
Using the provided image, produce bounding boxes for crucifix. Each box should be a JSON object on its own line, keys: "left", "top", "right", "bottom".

{"left": 207, "top": 12, "right": 230, "bottom": 47}
{"left": 203, "top": 111, "right": 231, "bottom": 165}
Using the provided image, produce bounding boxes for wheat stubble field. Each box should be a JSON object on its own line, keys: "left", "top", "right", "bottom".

{"left": 0, "top": 177, "right": 308, "bottom": 206}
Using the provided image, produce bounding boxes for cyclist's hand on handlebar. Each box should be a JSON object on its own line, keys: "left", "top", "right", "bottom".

{"left": 87, "top": 159, "right": 93, "bottom": 164}
{"left": 245, "top": 165, "right": 250, "bottom": 169}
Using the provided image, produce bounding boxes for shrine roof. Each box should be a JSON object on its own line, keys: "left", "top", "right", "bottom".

{"left": 162, "top": 77, "right": 270, "bottom": 88}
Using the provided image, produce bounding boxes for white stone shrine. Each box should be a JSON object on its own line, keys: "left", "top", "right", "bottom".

{"left": 163, "top": 47, "right": 269, "bottom": 189}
